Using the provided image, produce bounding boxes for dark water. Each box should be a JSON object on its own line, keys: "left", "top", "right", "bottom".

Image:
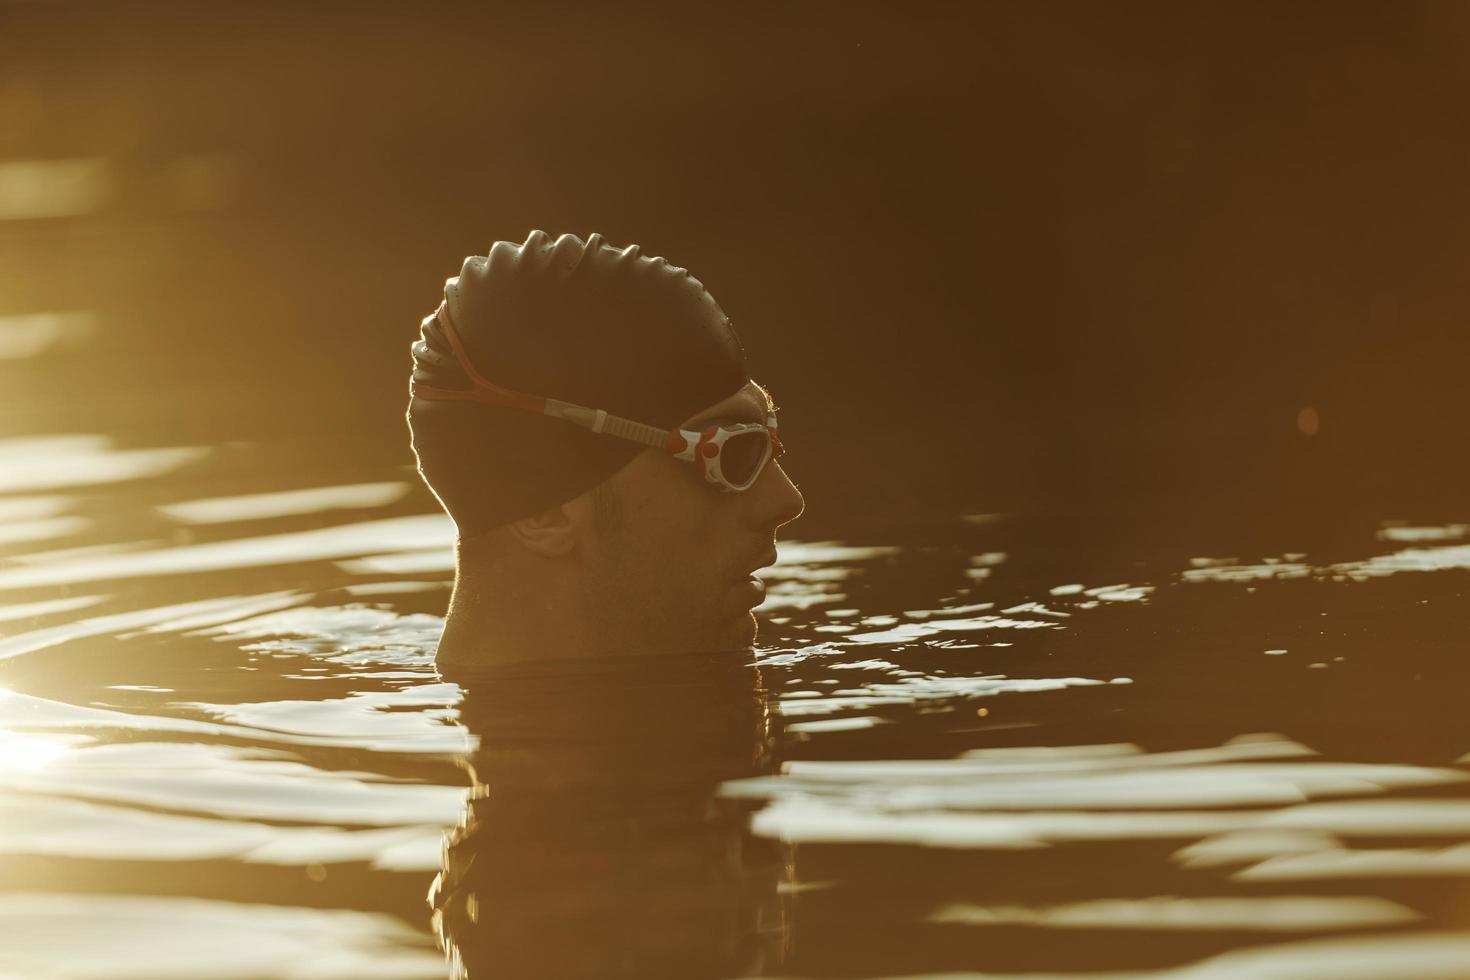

{"left": 1, "top": 429, "right": 1468, "bottom": 978}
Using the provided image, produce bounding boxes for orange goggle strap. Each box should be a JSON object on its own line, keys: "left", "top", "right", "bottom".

{"left": 410, "top": 302, "right": 693, "bottom": 458}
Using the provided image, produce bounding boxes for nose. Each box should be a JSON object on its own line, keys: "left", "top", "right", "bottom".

{"left": 750, "top": 458, "right": 804, "bottom": 530}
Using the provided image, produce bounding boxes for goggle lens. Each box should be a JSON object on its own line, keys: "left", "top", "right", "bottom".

{"left": 719, "top": 429, "right": 772, "bottom": 488}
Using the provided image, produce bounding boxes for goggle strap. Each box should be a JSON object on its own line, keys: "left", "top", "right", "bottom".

{"left": 599, "top": 413, "right": 677, "bottom": 450}
{"left": 543, "top": 399, "right": 671, "bottom": 451}
{"left": 410, "top": 381, "right": 488, "bottom": 403}
{"left": 417, "top": 303, "right": 729, "bottom": 464}
{"left": 429, "top": 304, "right": 547, "bottom": 414}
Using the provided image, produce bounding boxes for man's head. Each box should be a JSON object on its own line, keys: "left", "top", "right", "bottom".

{"left": 407, "top": 232, "right": 803, "bottom": 660}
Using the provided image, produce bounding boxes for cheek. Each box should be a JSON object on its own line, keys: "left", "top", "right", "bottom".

{"left": 619, "top": 451, "right": 750, "bottom": 548}
{"left": 620, "top": 490, "right": 732, "bottom": 589}
{"left": 626, "top": 463, "right": 718, "bottom": 536}
{"left": 608, "top": 488, "right": 688, "bottom": 570}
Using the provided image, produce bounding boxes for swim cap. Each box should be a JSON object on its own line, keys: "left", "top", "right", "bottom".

{"left": 407, "top": 231, "right": 749, "bottom": 536}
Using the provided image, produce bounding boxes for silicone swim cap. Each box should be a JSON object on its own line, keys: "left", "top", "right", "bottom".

{"left": 407, "top": 231, "right": 749, "bottom": 536}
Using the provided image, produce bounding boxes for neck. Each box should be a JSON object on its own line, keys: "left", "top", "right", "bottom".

{"left": 436, "top": 549, "right": 595, "bottom": 670}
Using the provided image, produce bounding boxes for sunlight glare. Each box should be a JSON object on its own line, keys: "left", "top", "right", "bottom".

{"left": 0, "top": 725, "right": 67, "bottom": 773}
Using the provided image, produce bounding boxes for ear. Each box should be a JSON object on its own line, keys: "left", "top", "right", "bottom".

{"left": 506, "top": 501, "right": 585, "bottom": 558}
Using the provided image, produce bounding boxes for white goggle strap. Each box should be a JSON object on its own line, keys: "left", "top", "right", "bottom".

{"left": 543, "top": 398, "right": 690, "bottom": 456}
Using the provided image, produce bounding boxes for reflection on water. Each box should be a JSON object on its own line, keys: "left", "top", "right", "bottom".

{"left": 431, "top": 654, "right": 789, "bottom": 978}
{"left": 0, "top": 513, "right": 452, "bottom": 591}
{"left": 157, "top": 482, "right": 411, "bottom": 525}
{"left": 925, "top": 895, "right": 1419, "bottom": 931}
{"left": 0, "top": 593, "right": 301, "bottom": 661}
{"left": 0, "top": 311, "right": 96, "bottom": 361}
{"left": 1, "top": 432, "right": 1469, "bottom": 977}
{"left": 0, "top": 436, "right": 209, "bottom": 495}
{"left": 0, "top": 893, "right": 444, "bottom": 980}
{"left": 0, "top": 158, "right": 110, "bottom": 221}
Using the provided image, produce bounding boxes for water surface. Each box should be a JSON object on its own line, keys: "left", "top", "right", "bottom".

{"left": 1, "top": 432, "right": 1469, "bottom": 978}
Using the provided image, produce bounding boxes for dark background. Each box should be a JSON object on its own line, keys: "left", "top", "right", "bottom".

{"left": 4, "top": 1, "right": 1468, "bottom": 542}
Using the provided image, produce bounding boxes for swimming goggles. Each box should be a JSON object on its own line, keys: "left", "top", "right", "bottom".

{"left": 411, "top": 303, "right": 784, "bottom": 493}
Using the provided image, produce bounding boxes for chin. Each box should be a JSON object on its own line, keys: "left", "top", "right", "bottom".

{"left": 703, "top": 610, "right": 757, "bottom": 653}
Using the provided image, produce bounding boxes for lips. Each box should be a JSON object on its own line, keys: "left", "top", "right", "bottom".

{"left": 740, "top": 549, "right": 777, "bottom": 583}
{"left": 734, "top": 548, "right": 778, "bottom": 602}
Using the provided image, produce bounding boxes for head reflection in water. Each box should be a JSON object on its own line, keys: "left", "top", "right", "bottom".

{"left": 428, "top": 655, "right": 791, "bottom": 978}
{"left": 407, "top": 230, "right": 804, "bottom": 665}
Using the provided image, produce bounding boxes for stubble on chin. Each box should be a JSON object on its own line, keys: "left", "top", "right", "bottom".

{"left": 708, "top": 608, "right": 758, "bottom": 655}
{"left": 579, "top": 549, "right": 762, "bottom": 655}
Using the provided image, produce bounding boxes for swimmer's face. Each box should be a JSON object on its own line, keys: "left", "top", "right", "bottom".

{"left": 578, "top": 380, "right": 805, "bottom": 654}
